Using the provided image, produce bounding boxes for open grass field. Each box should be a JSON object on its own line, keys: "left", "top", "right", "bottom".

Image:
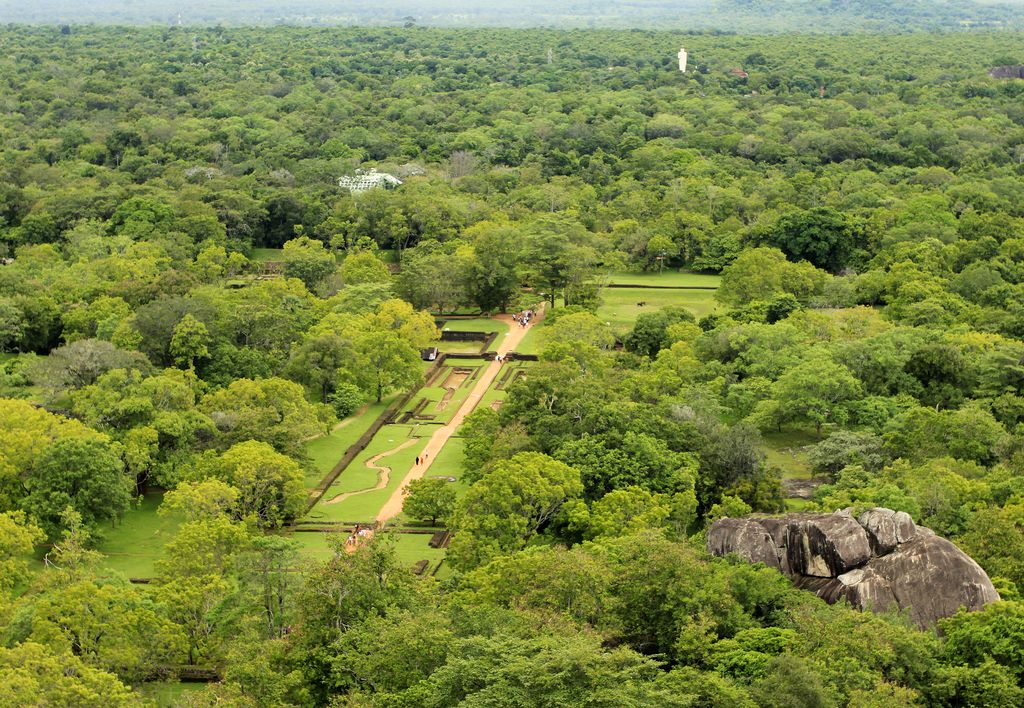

{"left": 386, "top": 532, "right": 446, "bottom": 569}
{"left": 762, "top": 427, "right": 819, "bottom": 481}
{"left": 438, "top": 317, "right": 507, "bottom": 334}
{"left": 435, "top": 339, "right": 486, "bottom": 354}
{"left": 513, "top": 324, "right": 543, "bottom": 355}
{"left": 606, "top": 270, "right": 722, "bottom": 288}
{"left": 287, "top": 529, "right": 446, "bottom": 570}
{"left": 597, "top": 287, "right": 718, "bottom": 335}
{"left": 304, "top": 424, "right": 429, "bottom": 523}
{"left": 97, "top": 493, "right": 181, "bottom": 579}
{"left": 138, "top": 680, "right": 209, "bottom": 706}
{"left": 249, "top": 247, "right": 283, "bottom": 262}
{"left": 304, "top": 397, "right": 397, "bottom": 489}
{"left": 287, "top": 529, "right": 345, "bottom": 562}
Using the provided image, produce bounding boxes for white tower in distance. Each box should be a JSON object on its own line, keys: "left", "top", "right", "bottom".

{"left": 678, "top": 47, "right": 688, "bottom": 73}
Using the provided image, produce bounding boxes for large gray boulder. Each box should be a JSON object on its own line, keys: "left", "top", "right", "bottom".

{"left": 706, "top": 517, "right": 785, "bottom": 572}
{"left": 784, "top": 513, "right": 872, "bottom": 577}
{"left": 707, "top": 508, "right": 999, "bottom": 627}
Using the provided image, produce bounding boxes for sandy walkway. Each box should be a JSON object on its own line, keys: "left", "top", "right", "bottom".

{"left": 323, "top": 438, "right": 419, "bottom": 505}
{"left": 375, "top": 312, "right": 537, "bottom": 524}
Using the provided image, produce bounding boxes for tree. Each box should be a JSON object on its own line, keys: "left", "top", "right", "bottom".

{"left": 296, "top": 538, "right": 419, "bottom": 696}
{"left": 341, "top": 250, "right": 390, "bottom": 286}
{"left": 395, "top": 245, "right": 466, "bottom": 313}
{"left": 569, "top": 486, "right": 674, "bottom": 540}
{"left": 807, "top": 430, "right": 886, "bottom": 475}
{"left": 155, "top": 514, "right": 252, "bottom": 665}
{"left": 460, "top": 222, "right": 522, "bottom": 313}
{"left": 524, "top": 225, "right": 600, "bottom": 309}
{"left": 765, "top": 207, "right": 859, "bottom": 273}
{"left": 403, "top": 477, "right": 457, "bottom": 526}
{"left": 27, "top": 579, "right": 185, "bottom": 682}
{"left": 282, "top": 235, "right": 336, "bottom": 291}
{"left": 646, "top": 234, "right": 679, "bottom": 272}
{"left": 624, "top": 306, "right": 696, "bottom": 358}
{"left": 759, "top": 357, "right": 862, "bottom": 437}
{"left": 363, "top": 299, "right": 439, "bottom": 350}
{"left": 163, "top": 478, "right": 239, "bottom": 522}
{"left": 0, "top": 511, "right": 44, "bottom": 596}
{"left": 390, "top": 632, "right": 666, "bottom": 707}
{"left": 883, "top": 405, "right": 1005, "bottom": 466}
{"left": 958, "top": 503, "right": 1024, "bottom": 591}
{"left": 211, "top": 441, "right": 306, "bottom": 529}
{"left": 202, "top": 377, "right": 332, "bottom": 457}
{"left": 285, "top": 333, "right": 355, "bottom": 402}
{"left": 0, "top": 298, "right": 25, "bottom": 352}
{"left": 29, "top": 339, "right": 150, "bottom": 396}
{"left": 542, "top": 311, "right": 616, "bottom": 352}
{"left": 556, "top": 431, "right": 697, "bottom": 499}
{"left": 353, "top": 330, "right": 422, "bottom": 402}
{"left": 0, "top": 642, "right": 136, "bottom": 706}
{"left": 21, "top": 437, "right": 132, "bottom": 540}
{"left": 940, "top": 601, "right": 1024, "bottom": 685}
{"left": 448, "top": 452, "right": 583, "bottom": 570}
{"left": 170, "top": 313, "right": 211, "bottom": 370}
{"left": 235, "top": 536, "right": 302, "bottom": 641}
{"left": 717, "top": 247, "right": 828, "bottom": 307}
{"left": 752, "top": 654, "right": 837, "bottom": 708}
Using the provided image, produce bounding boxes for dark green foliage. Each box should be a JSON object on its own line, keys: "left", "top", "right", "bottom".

{"left": 765, "top": 207, "right": 860, "bottom": 273}
{"left": 22, "top": 437, "right": 133, "bottom": 540}
{"left": 623, "top": 306, "right": 695, "bottom": 358}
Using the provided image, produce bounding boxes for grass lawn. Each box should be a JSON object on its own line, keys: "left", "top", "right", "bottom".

{"left": 97, "top": 492, "right": 181, "bottom": 579}
{"left": 606, "top": 270, "right": 721, "bottom": 288}
{"left": 304, "top": 396, "right": 397, "bottom": 489}
{"left": 250, "top": 247, "right": 283, "bottom": 262}
{"left": 597, "top": 287, "right": 718, "bottom": 335}
{"left": 385, "top": 532, "right": 446, "bottom": 569}
{"left": 438, "top": 317, "right": 507, "bottom": 335}
{"left": 138, "top": 681, "right": 210, "bottom": 706}
{"left": 762, "top": 427, "right": 819, "bottom": 481}
{"left": 426, "top": 436, "right": 465, "bottom": 481}
{"left": 287, "top": 529, "right": 345, "bottom": 562}
{"left": 289, "top": 530, "right": 445, "bottom": 570}
{"left": 305, "top": 424, "right": 429, "bottom": 523}
{"left": 514, "top": 325, "right": 543, "bottom": 355}
{"left": 785, "top": 498, "right": 817, "bottom": 512}
{"left": 435, "top": 340, "right": 486, "bottom": 354}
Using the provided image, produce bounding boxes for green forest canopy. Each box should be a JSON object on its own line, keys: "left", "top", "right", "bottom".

{"left": 0, "top": 24, "right": 1023, "bottom": 706}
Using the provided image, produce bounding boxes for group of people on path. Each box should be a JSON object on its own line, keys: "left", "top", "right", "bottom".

{"left": 512, "top": 309, "right": 535, "bottom": 328}
{"left": 345, "top": 524, "right": 373, "bottom": 548}
{"left": 415, "top": 453, "right": 429, "bottom": 466}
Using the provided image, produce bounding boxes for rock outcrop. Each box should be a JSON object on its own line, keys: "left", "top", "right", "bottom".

{"left": 707, "top": 508, "right": 999, "bottom": 627}
{"left": 989, "top": 65, "right": 1024, "bottom": 79}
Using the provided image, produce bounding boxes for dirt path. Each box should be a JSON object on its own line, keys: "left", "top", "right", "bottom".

{"left": 323, "top": 438, "right": 419, "bottom": 505}
{"left": 375, "top": 311, "right": 539, "bottom": 524}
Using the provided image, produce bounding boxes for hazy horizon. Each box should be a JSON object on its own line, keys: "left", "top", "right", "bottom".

{"left": 2, "top": 0, "right": 1023, "bottom": 32}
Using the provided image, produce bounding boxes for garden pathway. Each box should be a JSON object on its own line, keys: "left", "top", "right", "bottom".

{"left": 322, "top": 438, "right": 419, "bottom": 505}
{"left": 375, "top": 312, "right": 536, "bottom": 524}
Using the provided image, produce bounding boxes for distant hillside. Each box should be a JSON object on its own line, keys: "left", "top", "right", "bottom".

{"left": 2, "top": 0, "right": 1023, "bottom": 32}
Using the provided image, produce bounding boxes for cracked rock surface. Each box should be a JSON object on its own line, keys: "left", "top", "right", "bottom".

{"left": 707, "top": 508, "right": 999, "bottom": 627}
